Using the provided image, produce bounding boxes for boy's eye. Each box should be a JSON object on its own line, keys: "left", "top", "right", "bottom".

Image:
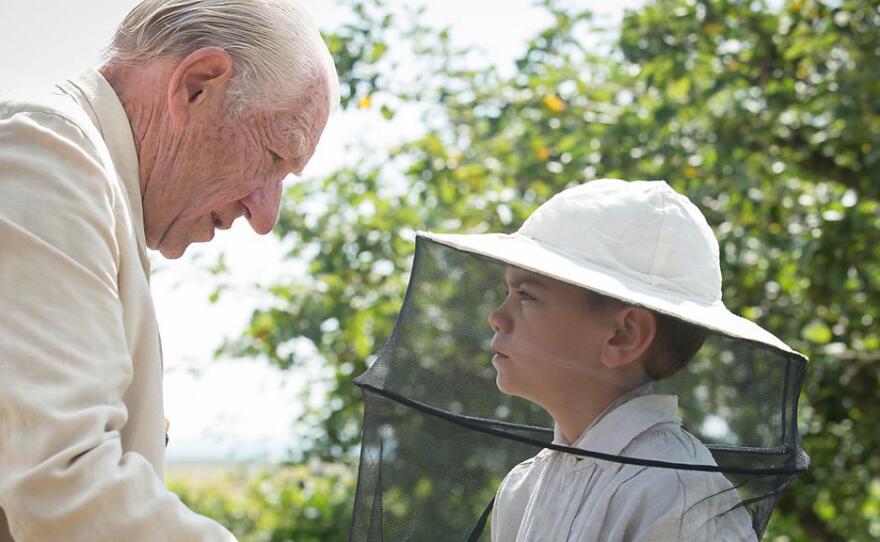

{"left": 502, "top": 289, "right": 535, "bottom": 301}
{"left": 516, "top": 289, "right": 535, "bottom": 301}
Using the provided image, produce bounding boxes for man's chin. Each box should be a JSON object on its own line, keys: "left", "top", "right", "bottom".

{"left": 159, "top": 247, "right": 186, "bottom": 260}
{"left": 153, "top": 225, "right": 218, "bottom": 259}
{"left": 156, "top": 241, "right": 190, "bottom": 260}
{"left": 147, "top": 227, "right": 188, "bottom": 260}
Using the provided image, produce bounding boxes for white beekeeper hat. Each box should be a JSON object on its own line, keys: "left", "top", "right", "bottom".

{"left": 421, "top": 178, "right": 802, "bottom": 358}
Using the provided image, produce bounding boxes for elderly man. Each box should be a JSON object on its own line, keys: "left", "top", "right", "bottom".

{"left": 0, "top": 0, "right": 338, "bottom": 540}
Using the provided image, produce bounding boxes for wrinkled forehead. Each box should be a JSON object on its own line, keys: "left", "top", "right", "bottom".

{"left": 289, "top": 76, "right": 332, "bottom": 131}
{"left": 289, "top": 87, "right": 330, "bottom": 139}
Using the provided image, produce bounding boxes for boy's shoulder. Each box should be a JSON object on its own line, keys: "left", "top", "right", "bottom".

{"left": 613, "top": 424, "right": 754, "bottom": 533}
{"left": 499, "top": 454, "right": 540, "bottom": 488}
{"left": 619, "top": 417, "right": 719, "bottom": 470}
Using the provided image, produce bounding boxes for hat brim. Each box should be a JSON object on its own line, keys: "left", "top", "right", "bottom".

{"left": 419, "top": 231, "right": 804, "bottom": 360}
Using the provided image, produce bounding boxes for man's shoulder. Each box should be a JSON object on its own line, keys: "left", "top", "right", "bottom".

{"left": 0, "top": 84, "right": 118, "bottom": 214}
{"left": 0, "top": 83, "right": 95, "bottom": 142}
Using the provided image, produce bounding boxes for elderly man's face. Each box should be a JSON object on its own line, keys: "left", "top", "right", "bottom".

{"left": 141, "top": 89, "right": 329, "bottom": 259}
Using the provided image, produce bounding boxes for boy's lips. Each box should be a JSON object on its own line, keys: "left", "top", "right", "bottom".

{"left": 490, "top": 340, "right": 510, "bottom": 359}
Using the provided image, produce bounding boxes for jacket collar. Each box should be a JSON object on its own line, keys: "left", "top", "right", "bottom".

{"left": 61, "top": 68, "right": 149, "bottom": 275}
{"left": 552, "top": 384, "right": 681, "bottom": 458}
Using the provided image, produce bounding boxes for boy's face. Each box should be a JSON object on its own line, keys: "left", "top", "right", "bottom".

{"left": 488, "top": 266, "right": 613, "bottom": 407}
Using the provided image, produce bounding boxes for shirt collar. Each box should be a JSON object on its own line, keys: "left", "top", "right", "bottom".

{"left": 552, "top": 384, "right": 681, "bottom": 457}
{"left": 61, "top": 68, "right": 149, "bottom": 274}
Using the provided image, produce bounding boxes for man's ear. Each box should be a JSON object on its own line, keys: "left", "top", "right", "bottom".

{"left": 167, "top": 47, "right": 234, "bottom": 126}
{"left": 599, "top": 306, "right": 656, "bottom": 369}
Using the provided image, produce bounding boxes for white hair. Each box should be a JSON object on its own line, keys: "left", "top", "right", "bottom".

{"left": 104, "top": 0, "right": 340, "bottom": 116}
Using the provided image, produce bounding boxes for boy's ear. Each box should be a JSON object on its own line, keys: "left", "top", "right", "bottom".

{"left": 599, "top": 307, "right": 656, "bottom": 369}
{"left": 166, "top": 47, "right": 234, "bottom": 126}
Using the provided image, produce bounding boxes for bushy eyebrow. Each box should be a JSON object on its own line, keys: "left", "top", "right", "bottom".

{"left": 278, "top": 126, "right": 306, "bottom": 157}
{"left": 272, "top": 126, "right": 308, "bottom": 175}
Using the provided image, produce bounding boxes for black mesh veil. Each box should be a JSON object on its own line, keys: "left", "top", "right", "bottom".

{"left": 349, "top": 235, "right": 809, "bottom": 541}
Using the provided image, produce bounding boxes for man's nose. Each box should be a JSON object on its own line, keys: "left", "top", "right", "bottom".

{"left": 241, "top": 178, "right": 284, "bottom": 235}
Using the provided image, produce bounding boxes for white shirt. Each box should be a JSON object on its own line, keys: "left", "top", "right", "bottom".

{"left": 0, "top": 71, "right": 235, "bottom": 541}
{"left": 491, "top": 388, "right": 758, "bottom": 542}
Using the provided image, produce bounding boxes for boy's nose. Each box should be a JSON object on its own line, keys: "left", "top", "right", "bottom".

{"left": 488, "top": 304, "right": 510, "bottom": 334}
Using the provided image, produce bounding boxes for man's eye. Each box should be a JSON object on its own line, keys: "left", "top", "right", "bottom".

{"left": 268, "top": 150, "right": 283, "bottom": 162}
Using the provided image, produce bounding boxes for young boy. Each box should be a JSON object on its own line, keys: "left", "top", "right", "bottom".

{"left": 422, "top": 179, "right": 796, "bottom": 540}
{"left": 487, "top": 267, "right": 755, "bottom": 541}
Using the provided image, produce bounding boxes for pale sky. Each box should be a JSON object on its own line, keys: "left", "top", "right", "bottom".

{"left": 0, "top": 0, "right": 639, "bottom": 461}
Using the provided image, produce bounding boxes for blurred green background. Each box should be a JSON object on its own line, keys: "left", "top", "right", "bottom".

{"left": 169, "top": 0, "right": 880, "bottom": 539}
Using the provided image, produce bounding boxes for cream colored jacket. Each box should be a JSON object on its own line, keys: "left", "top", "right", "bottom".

{"left": 0, "top": 70, "right": 235, "bottom": 541}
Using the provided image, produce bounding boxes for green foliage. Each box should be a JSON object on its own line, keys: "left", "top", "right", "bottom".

{"left": 322, "top": 4, "right": 389, "bottom": 109}
{"left": 169, "top": 464, "right": 355, "bottom": 542}
{"left": 211, "top": 0, "right": 879, "bottom": 539}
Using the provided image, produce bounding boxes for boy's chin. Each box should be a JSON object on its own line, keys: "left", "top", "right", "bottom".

{"left": 494, "top": 369, "right": 546, "bottom": 409}
{"left": 494, "top": 372, "right": 510, "bottom": 394}
{"left": 492, "top": 356, "right": 511, "bottom": 392}
{"left": 493, "top": 367, "right": 522, "bottom": 398}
